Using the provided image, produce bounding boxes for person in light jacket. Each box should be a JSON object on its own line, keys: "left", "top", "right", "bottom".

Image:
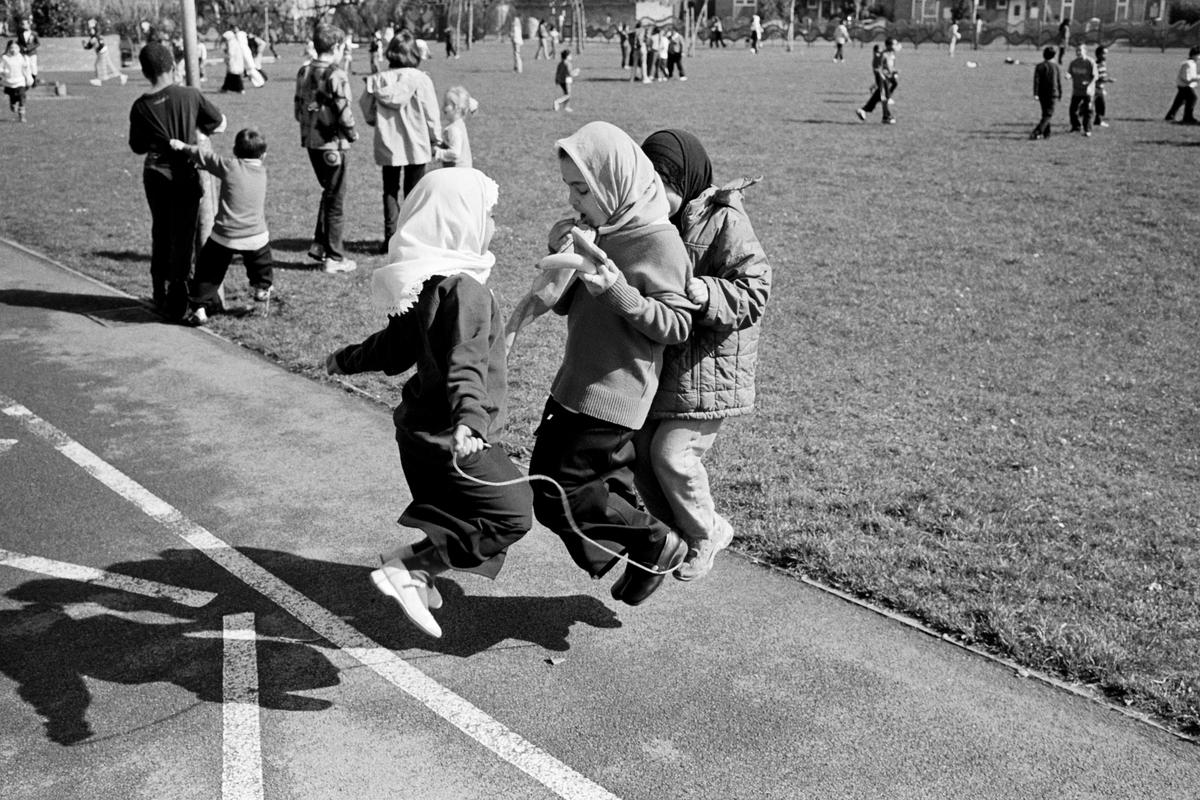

{"left": 360, "top": 32, "right": 442, "bottom": 252}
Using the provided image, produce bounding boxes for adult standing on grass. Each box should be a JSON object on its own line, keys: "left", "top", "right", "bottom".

{"left": 1029, "top": 46, "right": 1061, "bottom": 140}
{"left": 1163, "top": 46, "right": 1200, "bottom": 125}
{"left": 635, "top": 128, "right": 771, "bottom": 582}
{"left": 510, "top": 14, "right": 524, "bottom": 74}
{"left": 618, "top": 21, "right": 630, "bottom": 69}
{"left": 666, "top": 27, "right": 686, "bottom": 79}
{"left": 84, "top": 20, "right": 127, "bottom": 86}
{"left": 1067, "top": 43, "right": 1096, "bottom": 136}
{"left": 360, "top": 32, "right": 442, "bottom": 253}
{"left": 1056, "top": 18, "right": 1070, "bottom": 65}
{"left": 295, "top": 24, "right": 359, "bottom": 273}
{"left": 128, "top": 42, "right": 226, "bottom": 321}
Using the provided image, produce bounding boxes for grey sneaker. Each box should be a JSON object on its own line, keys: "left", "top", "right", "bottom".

{"left": 675, "top": 520, "right": 735, "bottom": 582}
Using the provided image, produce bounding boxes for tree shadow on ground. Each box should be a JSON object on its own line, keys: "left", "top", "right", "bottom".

{"left": 0, "top": 547, "right": 619, "bottom": 746}
{"left": 786, "top": 118, "right": 869, "bottom": 126}
{"left": 0, "top": 289, "right": 160, "bottom": 324}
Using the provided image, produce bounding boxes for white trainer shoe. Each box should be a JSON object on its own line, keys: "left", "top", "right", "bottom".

{"left": 371, "top": 560, "right": 442, "bottom": 637}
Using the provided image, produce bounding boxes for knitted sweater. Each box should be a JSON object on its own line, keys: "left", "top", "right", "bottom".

{"left": 193, "top": 151, "right": 268, "bottom": 242}
{"left": 549, "top": 222, "right": 692, "bottom": 429}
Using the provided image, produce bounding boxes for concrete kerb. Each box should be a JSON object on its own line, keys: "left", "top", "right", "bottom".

{"left": 3, "top": 232, "right": 1196, "bottom": 749}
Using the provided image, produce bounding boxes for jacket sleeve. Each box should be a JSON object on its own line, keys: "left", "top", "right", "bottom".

{"left": 695, "top": 208, "right": 771, "bottom": 334}
{"left": 333, "top": 314, "right": 419, "bottom": 376}
{"left": 359, "top": 77, "right": 377, "bottom": 127}
{"left": 436, "top": 280, "right": 494, "bottom": 438}
{"left": 422, "top": 77, "right": 442, "bottom": 148}
{"left": 330, "top": 70, "right": 357, "bottom": 140}
{"left": 293, "top": 67, "right": 306, "bottom": 123}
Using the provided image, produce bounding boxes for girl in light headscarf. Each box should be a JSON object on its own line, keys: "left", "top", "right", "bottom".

{"left": 325, "top": 168, "right": 532, "bottom": 639}
{"left": 512, "top": 120, "right": 695, "bottom": 607}
{"left": 220, "top": 29, "right": 245, "bottom": 92}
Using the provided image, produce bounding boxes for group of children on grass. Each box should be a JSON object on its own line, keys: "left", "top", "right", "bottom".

{"left": 1030, "top": 42, "right": 1115, "bottom": 139}
{"left": 326, "top": 121, "right": 771, "bottom": 638}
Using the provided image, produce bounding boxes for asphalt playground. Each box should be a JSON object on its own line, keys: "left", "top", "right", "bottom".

{"left": 1, "top": 238, "right": 1197, "bottom": 799}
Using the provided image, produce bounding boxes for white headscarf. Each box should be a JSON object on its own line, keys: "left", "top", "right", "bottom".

{"left": 371, "top": 168, "right": 499, "bottom": 317}
{"left": 554, "top": 121, "right": 670, "bottom": 236}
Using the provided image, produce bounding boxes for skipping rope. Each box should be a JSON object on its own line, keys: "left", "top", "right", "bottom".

{"left": 451, "top": 451, "right": 680, "bottom": 577}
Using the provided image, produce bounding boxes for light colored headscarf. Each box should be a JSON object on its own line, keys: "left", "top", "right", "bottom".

{"left": 554, "top": 121, "right": 670, "bottom": 236}
{"left": 371, "top": 168, "right": 499, "bottom": 317}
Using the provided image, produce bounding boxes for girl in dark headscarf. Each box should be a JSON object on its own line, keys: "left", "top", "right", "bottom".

{"left": 635, "top": 128, "right": 773, "bottom": 582}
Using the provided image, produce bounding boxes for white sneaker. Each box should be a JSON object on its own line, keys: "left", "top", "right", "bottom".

{"left": 182, "top": 306, "right": 208, "bottom": 327}
{"left": 89, "top": 78, "right": 102, "bottom": 87}
{"left": 855, "top": 108, "right": 867, "bottom": 121}
{"left": 371, "top": 561, "right": 442, "bottom": 637}
{"left": 323, "top": 258, "right": 357, "bottom": 273}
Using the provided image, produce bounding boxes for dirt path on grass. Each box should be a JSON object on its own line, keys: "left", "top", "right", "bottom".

{"left": 1, "top": 237, "right": 1196, "bottom": 800}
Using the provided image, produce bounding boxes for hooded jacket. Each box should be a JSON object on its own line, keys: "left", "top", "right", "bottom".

{"left": 360, "top": 67, "right": 442, "bottom": 167}
{"left": 649, "top": 178, "right": 771, "bottom": 420}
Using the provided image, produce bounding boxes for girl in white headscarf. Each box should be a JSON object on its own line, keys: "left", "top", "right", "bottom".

{"left": 512, "top": 120, "right": 696, "bottom": 608}
{"left": 325, "top": 168, "right": 532, "bottom": 639}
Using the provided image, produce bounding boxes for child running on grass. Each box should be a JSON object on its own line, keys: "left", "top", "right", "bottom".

{"left": 1, "top": 39, "right": 33, "bottom": 122}
{"left": 169, "top": 128, "right": 274, "bottom": 326}
{"left": 508, "top": 120, "right": 695, "bottom": 606}
{"left": 326, "top": 168, "right": 532, "bottom": 639}
{"left": 552, "top": 49, "right": 579, "bottom": 112}
{"left": 635, "top": 129, "right": 771, "bottom": 581}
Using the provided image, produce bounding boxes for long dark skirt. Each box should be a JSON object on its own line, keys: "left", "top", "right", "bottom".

{"left": 397, "top": 426, "right": 532, "bottom": 579}
{"left": 221, "top": 71, "right": 245, "bottom": 92}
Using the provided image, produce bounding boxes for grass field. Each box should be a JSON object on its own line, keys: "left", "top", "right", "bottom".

{"left": 3, "top": 37, "right": 1198, "bottom": 738}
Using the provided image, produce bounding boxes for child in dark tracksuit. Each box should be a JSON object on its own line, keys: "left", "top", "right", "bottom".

{"left": 1030, "top": 46, "right": 1061, "bottom": 140}
{"left": 327, "top": 168, "right": 531, "bottom": 639}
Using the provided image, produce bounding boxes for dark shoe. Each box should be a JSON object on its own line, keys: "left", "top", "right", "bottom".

{"left": 307, "top": 245, "right": 325, "bottom": 262}
{"left": 610, "top": 531, "right": 688, "bottom": 606}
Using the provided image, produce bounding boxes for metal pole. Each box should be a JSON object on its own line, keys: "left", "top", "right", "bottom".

{"left": 181, "top": 0, "right": 200, "bottom": 86}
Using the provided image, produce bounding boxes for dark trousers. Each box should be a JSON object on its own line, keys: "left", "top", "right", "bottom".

{"left": 4, "top": 85, "right": 27, "bottom": 107}
{"left": 863, "top": 76, "right": 895, "bottom": 120}
{"left": 189, "top": 240, "right": 273, "bottom": 309}
{"left": 1093, "top": 90, "right": 1106, "bottom": 123}
{"left": 381, "top": 163, "right": 427, "bottom": 246}
{"left": 666, "top": 52, "right": 684, "bottom": 77}
{"left": 709, "top": 31, "right": 725, "bottom": 48}
{"left": 834, "top": 42, "right": 844, "bottom": 61}
{"left": 220, "top": 72, "right": 244, "bottom": 93}
{"left": 1068, "top": 94, "right": 1092, "bottom": 132}
{"left": 143, "top": 169, "right": 201, "bottom": 319}
{"left": 306, "top": 148, "right": 347, "bottom": 262}
{"left": 397, "top": 427, "right": 532, "bottom": 579}
{"left": 528, "top": 398, "right": 673, "bottom": 578}
{"left": 1165, "top": 86, "right": 1198, "bottom": 122}
{"left": 1032, "top": 97, "right": 1057, "bottom": 138}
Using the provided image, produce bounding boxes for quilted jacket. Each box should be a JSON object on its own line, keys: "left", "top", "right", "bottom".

{"left": 648, "top": 178, "right": 771, "bottom": 420}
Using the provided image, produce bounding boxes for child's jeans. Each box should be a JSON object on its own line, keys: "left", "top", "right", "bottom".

{"left": 306, "top": 148, "right": 348, "bottom": 262}
{"left": 633, "top": 418, "right": 726, "bottom": 546}
{"left": 1068, "top": 94, "right": 1093, "bottom": 132}
{"left": 189, "top": 240, "right": 273, "bottom": 309}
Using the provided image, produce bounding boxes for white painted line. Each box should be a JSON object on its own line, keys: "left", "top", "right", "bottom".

{"left": 0, "top": 547, "right": 217, "bottom": 608}
{"left": 223, "top": 613, "right": 264, "bottom": 800}
{"left": 0, "top": 393, "right": 621, "bottom": 800}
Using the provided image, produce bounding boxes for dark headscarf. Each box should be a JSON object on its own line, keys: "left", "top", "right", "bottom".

{"left": 640, "top": 129, "right": 713, "bottom": 231}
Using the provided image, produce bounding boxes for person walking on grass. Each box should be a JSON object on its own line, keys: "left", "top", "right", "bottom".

{"left": 553, "top": 48, "right": 580, "bottom": 112}
{"left": 1056, "top": 18, "right": 1070, "bottom": 65}
{"left": 1093, "top": 45, "right": 1113, "bottom": 128}
{"left": 170, "top": 128, "right": 274, "bottom": 327}
{"left": 1029, "top": 46, "right": 1061, "bottom": 140}
{"left": 1163, "top": 46, "right": 1200, "bottom": 125}
{"left": 1, "top": 39, "right": 32, "bottom": 122}
{"left": 636, "top": 129, "right": 771, "bottom": 582}
{"left": 749, "top": 14, "right": 763, "bottom": 54}
{"left": 128, "top": 43, "right": 226, "bottom": 321}
{"left": 360, "top": 31, "right": 442, "bottom": 253}
{"left": 326, "top": 168, "right": 533, "bottom": 640}
{"left": 833, "top": 18, "right": 849, "bottom": 62}
{"left": 295, "top": 24, "right": 359, "bottom": 273}
{"left": 666, "top": 27, "right": 687, "bottom": 79}
{"left": 1067, "top": 43, "right": 1096, "bottom": 136}
{"left": 84, "top": 21, "right": 127, "bottom": 86}
{"left": 856, "top": 38, "right": 898, "bottom": 124}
